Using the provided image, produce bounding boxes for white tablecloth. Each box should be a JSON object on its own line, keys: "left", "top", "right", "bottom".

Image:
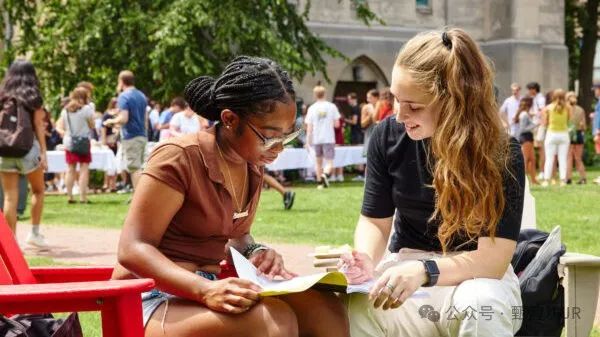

{"left": 266, "top": 146, "right": 365, "bottom": 171}
{"left": 76, "top": 143, "right": 364, "bottom": 173}
{"left": 47, "top": 148, "right": 117, "bottom": 173}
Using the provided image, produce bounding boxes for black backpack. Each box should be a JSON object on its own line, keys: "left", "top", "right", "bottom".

{"left": 0, "top": 95, "right": 34, "bottom": 158}
{"left": 511, "top": 229, "right": 566, "bottom": 337}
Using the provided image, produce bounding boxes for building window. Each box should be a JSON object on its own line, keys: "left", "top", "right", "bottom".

{"left": 416, "top": 0, "right": 432, "bottom": 14}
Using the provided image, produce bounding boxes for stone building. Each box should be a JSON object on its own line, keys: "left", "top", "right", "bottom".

{"left": 295, "top": 0, "right": 568, "bottom": 109}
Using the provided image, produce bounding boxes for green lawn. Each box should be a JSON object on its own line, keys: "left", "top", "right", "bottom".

{"left": 36, "top": 169, "right": 600, "bottom": 255}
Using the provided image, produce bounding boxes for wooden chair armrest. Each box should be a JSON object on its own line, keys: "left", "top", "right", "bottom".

{"left": 30, "top": 266, "right": 114, "bottom": 283}
{"left": 0, "top": 278, "right": 154, "bottom": 317}
{"left": 0, "top": 278, "right": 154, "bottom": 302}
{"left": 559, "top": 253, "right": 600, "bottom": 268}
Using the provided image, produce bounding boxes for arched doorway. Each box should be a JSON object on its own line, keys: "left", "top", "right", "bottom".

{"left": 333, "top": 55, "right": 389, "bottom": 117}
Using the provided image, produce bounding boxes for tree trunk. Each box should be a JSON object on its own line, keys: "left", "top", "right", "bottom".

{"left": 577, "top": 0, "right": 599, "bottom": 112}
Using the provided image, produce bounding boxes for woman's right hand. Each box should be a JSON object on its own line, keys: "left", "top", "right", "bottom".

{"left": 199, "top": 278, "right": 262, "bottom": 314}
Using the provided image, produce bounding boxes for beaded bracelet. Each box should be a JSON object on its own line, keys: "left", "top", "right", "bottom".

{"left": 243, "top": 243, "right": 269, "bottom": 258}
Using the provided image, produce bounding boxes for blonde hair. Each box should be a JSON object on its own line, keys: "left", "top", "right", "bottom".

{"left": 551, "top": 89, "right": 567, "bottom": 113}
{"left": 65, "top": 87, "right": 90, "bottom": 113}
{"left": 313, "top": 85, "right": 326, "bottom": 99}
{"left": 395, "top": 28, "right": 511, "bottom": 252}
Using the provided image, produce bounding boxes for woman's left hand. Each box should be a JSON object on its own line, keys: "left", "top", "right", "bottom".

{"left": 369, "top": 260, "right": 428, "bottom": 310}
{"left": 249, "top": 248, "right": 297, "bottom": 280}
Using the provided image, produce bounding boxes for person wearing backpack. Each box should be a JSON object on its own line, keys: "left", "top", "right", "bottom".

{"left": 0, "top": 60, "right": 48, "bottom": 248}
{"left": 55, "top": 87, "right": 95, "bottom": 204}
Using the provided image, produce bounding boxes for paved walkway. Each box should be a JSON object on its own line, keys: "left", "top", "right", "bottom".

{"left": 16, "top": 224, "right": 319, "bottom": 275}
{"left": 16, "top": 224, "right": 600, "bottom": 328}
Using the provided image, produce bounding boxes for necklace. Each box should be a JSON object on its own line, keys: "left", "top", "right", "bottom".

{"left": 216, "top": 143, "right": 248, "bottom": 220}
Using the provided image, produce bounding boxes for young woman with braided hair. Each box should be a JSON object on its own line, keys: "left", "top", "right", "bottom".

{"left": 113, "top": 56, "right": 349, "bottom": 337}
{"left": 341, "top": 29, "right": 525, "bottom": 336}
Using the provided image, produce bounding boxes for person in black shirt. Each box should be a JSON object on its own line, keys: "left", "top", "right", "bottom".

{"left": 343, "top": 29, "right": 525, "bottom": 337}
{"left": 345, "top": 92, "right": 363, "bottom": 145}
{"left": 345, "top": 92, "right": 365, "bottom": 180}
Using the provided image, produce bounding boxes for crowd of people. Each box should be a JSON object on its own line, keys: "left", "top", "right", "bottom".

{"left": 499, "top": 82, "right": 597, "bottom": 187}
{"left": 298, "top": 84, "right": 396, "bottom": 188}
{"left": 2, "top": 60, "right": 599, "bottom": 250}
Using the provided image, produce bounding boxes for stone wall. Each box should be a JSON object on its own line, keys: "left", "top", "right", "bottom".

{"left": 295, "top": 0, "right": 568, "bottom": 103}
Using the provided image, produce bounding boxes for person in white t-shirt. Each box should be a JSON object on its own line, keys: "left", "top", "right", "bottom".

{"left": 499, "top": 82, "right": 521, "bottom": 137}
{"left": 169, "top": 103, "right": 209, "bottom": 137}
{"left": 305, "top": 85, "right": 340, "bottom": 189}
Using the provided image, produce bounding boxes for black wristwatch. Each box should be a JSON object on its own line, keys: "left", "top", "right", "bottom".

{"left": 420, "top": 259, "right": 440, "bottom": 287}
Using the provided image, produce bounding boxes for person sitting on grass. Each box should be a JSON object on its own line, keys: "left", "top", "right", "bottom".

{"left": 341, "top": 28, "right": 526, "bottom": 337}
{"left": 112, "top": 56, "right": 349, "bottom": 337}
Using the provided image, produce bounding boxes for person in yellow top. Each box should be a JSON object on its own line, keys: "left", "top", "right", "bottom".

{"left": 541, "top": 89, "right": 571, "bottom": 186}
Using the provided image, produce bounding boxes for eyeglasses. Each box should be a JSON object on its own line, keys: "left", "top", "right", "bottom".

{"left": 246, "top": 120, "right": 303, "bottom": 149}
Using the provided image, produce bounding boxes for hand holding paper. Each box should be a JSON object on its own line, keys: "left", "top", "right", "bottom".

{"left": 231, "top": 247, "right": 429, "bottom": 300}
{"left": 338, "top": 251, "right": 375, "bottom": 284}
{"left": 249, "top": 248, "right": 297, "bottom": 280}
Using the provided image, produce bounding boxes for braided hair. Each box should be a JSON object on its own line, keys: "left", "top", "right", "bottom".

{"left": 184, "top": 56, "right": 295, "bottom": 122}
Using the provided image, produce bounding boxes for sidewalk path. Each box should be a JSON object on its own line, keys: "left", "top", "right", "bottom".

{"left": 17, "top": 224, "right": 600, "bottom": 328}
{"left": 16, "top": 224, "right": 320, "bottom": 274}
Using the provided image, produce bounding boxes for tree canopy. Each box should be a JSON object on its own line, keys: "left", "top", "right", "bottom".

{"left": 0, "top": 0, "right": 381, "bottom": 112}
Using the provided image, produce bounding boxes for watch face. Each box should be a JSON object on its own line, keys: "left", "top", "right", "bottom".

{"left": 422, "top": 260, "right": 439, "bottom": 287}
{"left": 426, "top": 260, "right": 440, "bottom": 275}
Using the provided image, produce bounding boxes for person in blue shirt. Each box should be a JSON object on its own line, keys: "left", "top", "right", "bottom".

{"left": 104, "top": 70, "right": 148, "bottom": 191}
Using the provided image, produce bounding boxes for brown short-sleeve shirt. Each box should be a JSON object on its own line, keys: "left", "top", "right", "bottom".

{"left": 143, "top": 127, "right": 263, "bottom": 267}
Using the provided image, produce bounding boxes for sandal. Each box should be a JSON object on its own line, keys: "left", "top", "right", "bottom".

{"left": 67, "top": 199, "right": 77, "bottom": 204}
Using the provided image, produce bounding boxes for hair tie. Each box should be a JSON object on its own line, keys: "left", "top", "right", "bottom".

{"left": 441, "top": 31, "right": 452, "bottom": 50}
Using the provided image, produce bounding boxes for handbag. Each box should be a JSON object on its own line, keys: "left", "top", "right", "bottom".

{"left": 0, "top": 313, "right": 82, "bottom": 337}
{"left": 65, "top": 111, "right": 90, "bottom": 156}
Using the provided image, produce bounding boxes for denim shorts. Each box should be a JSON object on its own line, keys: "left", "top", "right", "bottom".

{"left": 0, "top": 140, "right": 41, "bottom": 175}
{"left": 141, "top": 271, "right": 217, "bottom": 327}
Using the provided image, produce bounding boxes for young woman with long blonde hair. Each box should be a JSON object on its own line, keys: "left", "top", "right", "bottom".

{"left": 56, "top": 87, "right": 95, "bottom": 203}
{"left": 541, "top": 89, "right": 571, "bottom": 186}
{"left": 341, "top": 28, "right": 525, "bottom": 337}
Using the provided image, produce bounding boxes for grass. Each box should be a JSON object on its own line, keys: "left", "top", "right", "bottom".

{"left": 34, "top": 169, "right": 600, "bottom": 255}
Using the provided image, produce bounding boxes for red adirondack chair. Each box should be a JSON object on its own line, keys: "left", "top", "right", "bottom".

{"left": 0, "top": 211, "right": 155, "bottom": 337}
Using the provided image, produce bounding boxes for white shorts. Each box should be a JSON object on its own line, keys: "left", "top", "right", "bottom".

{"left": 346, "top": 248, "right": 523, "bottom": 337}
